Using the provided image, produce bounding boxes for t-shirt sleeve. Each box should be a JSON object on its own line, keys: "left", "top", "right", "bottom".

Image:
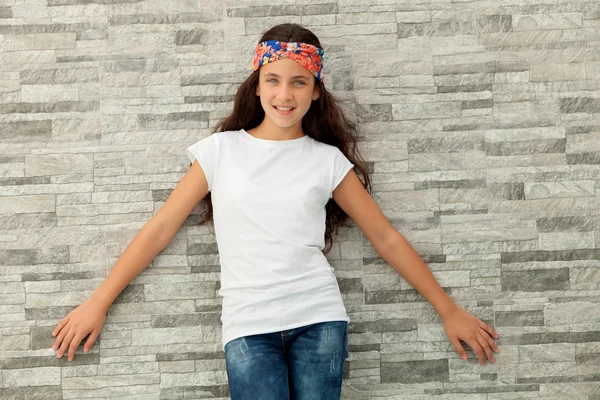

{"left": 185, "top": 133, "right": 220, "bottom": 192}
{"left": 330, "top": 147, "right": 354, "bottom": 198}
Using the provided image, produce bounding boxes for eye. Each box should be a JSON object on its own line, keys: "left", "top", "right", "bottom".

{"left": 266, "top": 78, "right": 306, "bottom": 85}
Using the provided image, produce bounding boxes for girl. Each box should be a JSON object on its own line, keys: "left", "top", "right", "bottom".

{"left": 51, "top": 23, "right": 499, "bottom": 400}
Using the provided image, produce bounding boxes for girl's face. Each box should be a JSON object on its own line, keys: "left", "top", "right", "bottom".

{"left": 256, "top": 57, "right": 320, "bottom": 130}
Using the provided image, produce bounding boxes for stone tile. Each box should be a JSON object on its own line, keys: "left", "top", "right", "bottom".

{"left": 356, "top": 103, "right": 392, "bottom": 122}
{"left": 496, "top": 310, "right": 545, "bottom": 327}
{"left": 61, "top": 373, "right": 160, "bottom": 390}
{"left": 366, "top": 287, "right": 453, "bottom": 305}
{"left": 575, "top": 353, "right": 600, "bottom": 366}
{"left": 227, "top": 3, "right": 337, "bottom": 18}
{"left": 160, "top": 370, "right": 227, "bottom": 388}
{"left": 513, "top": 13, "right": 582, "bottom": 31}
{"left": 501, "top": 249, "right": 600, "bottom": 263}
{"left": 426, "top": 384, "right": 540, "bottom": 395}
{"left": 373, "top": 189, "right": 439, "bottom": 213}
{"left": 501, "top": 268, "right": 569, "bottom": 292}
{"left": 409, "top": 152, "right": 466, "bottom": 172}
{"left": 567, "top": 152, "right": 600, "bottom": 164}
{"left": 415, "top": 179, "right": 486, "bottom": 190}
{"left": 381, "top": 359, "right": 449, "bottom": 383}
{"left": 519, "top": 344, "right": 576, "bottom": 363}
{"left": 0, "top": 213, "right": 57, "bottom": 229}
{"left": 160, "top": 384, "right": 230, "bottom": 399}
{"left": 530, "top": 63, "right": 585, "bottom": 82}
{"left": 544, "top": 301, "right": 600, "bottom": 325}
{"left": 442, "top": 219, "right": 537, "bottom": 244}
{"left": 489, "top": 182, "right": 525, "bottom": 200}
{"left": 499, "top": 331, "right": 600, "bottom": 346}
{"left": 538, "top": 382, "right": 600, "bottom": 398}
{"left": 570, "top": 267, "right": 600, "bottom": 289}
{"left": 566, "top": 132, "right": 600, "bottom": 153}
{"left": 0, "top": 195, "right": 55, "bottom": 214}
{"left": 396, "top": 11, "right": 431, "bottom": 23}
{"left": 407, "top": 136, "right": 484, "bottom": 153}
{"left": 477, "top": 14, "right": 513, "bottom": 33}
{"left": 3, "top": 367, "right": 61, "bottom": 387}
{"left": 0, "top": 387, "right": 63, "bottom": 400}
{"left": 0, "top": 247, "right": 69, "bottom": 265}
{"left": 174, "top": 29, "right": 223, "bottom": 47}
{"left": 524, "top": 181, "right": 595, "bottom": 199}
{"left": 538, "top": 231, "right": 595, "bottom": 250}
{"left": 153, "top": 312, "right": 221, "bottom": 328}
{"left": 392, "top": 101, "right": 462, "bottom": 120}
{"left": 25, "top": 154, "right": 94, "bottom": 176}
{"left": 486, "top": 139, "right": 566, "bottom": 156}
{"left": 397, "top": 21, "right": 475, "bottom": 38}
{"left": 144, "top": 282, "right": 217, "bottom": 301}
{"left": 560, "top": 98, "right": 600, "bottom": 114}
{"left": 350, "top": 318, "right": 417, "bottom": 334}
{"left": 0, "top": 6, "right": 11, "bottom": 18}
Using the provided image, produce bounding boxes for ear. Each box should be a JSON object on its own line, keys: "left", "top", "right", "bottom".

{"left": 312, "top": 85, "right": 320, "bottom": 101}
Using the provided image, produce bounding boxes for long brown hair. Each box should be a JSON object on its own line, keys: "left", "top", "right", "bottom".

{"left": 193, "top": 23, "right": 371, "bottom": 254}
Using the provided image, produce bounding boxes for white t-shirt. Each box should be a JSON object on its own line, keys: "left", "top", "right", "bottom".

{"left": 186, "top": 128, "right": 354, "bottom": 351}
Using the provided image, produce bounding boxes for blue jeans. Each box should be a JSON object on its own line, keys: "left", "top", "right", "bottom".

{"left": 224, "top": 320, "right": 349, "bottom": 400}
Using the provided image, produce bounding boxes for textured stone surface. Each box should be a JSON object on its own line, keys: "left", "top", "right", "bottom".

{"left": 1, "top": 1, "right": 600, "bottom": 399}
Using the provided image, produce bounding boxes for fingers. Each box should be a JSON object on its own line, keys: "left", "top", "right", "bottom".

{"left": 480, "top": 327, "right": 500, "bottom": 354}
{"left": 51, "top": 317, "right": 69, "bottom": 349}
{"left": 52, "top": 324, "right": 69, "bottom": 353}
{"left": 465, "top": 337, "right": 486, "bottom": 366}
{"left": 68, "top": 333, "right": 85, "bottom": 361}
{"left": 479, "top": 320, "right": 499, "bottom": 340}
{"left": 458, "top": 328, "right": 500, "bottom": 366}
{"left": 53, "top": 325, "right": 94, "bottom": 361}
{"left": 475, "top": 334, "right": 495, "bottom": 365}
{"left": 464, "top": 331, "right": 496, "bottom": 366}
{"left": 52, "top": 317, "right": 68, "bottom": 337}
{"left": 448, "top": 335, "right": 468, "bottom": 361}
{"left": 57, "top": 326, "right": 76, "bottom": 360}
{"left": 84, "top": 330, "right": 100, "bottom": 353}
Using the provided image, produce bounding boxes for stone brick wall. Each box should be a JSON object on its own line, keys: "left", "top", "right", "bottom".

{"left": 1, "top": 1, "right": 600, "bottom": 399}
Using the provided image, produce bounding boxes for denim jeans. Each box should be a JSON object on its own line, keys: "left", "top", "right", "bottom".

{"left": 224, "top": 320, "right": 349, "bottom": 400}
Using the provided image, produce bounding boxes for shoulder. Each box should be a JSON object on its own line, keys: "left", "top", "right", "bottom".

{"left": 191, "top": 129, "right": 240, "bottom": 146}
{"left": 305, "top": 136, "right": 343, "bottom": 156}
{"left": 208, "top": 130, "right": 237, "bottom": 141}
{"left": 308, "top": 138, "right": 351, "bottom": 166}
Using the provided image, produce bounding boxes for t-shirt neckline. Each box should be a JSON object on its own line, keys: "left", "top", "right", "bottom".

{"left": 240, "top": 128, "right": 309, "bottom": 147}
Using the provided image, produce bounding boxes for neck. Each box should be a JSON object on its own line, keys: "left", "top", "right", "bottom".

{"left": 247, "top": 118, "right": 305, "bottom": 141}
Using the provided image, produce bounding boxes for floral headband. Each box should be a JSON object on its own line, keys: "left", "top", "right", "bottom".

{"left": 252, "top": 40, "right": 325, "bottom": 84}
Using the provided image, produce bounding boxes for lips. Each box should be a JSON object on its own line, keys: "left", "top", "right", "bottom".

{"left": 273, "top": 105, "right": 295, "bottom": 116}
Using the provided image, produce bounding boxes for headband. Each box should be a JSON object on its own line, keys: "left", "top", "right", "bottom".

{"left": 252, "top": 40, "right": 325, "bottom": 84}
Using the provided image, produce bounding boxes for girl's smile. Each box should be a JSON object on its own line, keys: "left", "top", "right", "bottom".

{"left": 273, "top": 105, "right": 295, "bottom": 115}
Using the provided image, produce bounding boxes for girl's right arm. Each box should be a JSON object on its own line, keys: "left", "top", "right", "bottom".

{"left": 51, "top": 160, "right": 210, "bottom": 361}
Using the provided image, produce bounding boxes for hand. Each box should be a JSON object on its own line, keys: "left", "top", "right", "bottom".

{"left": 441, "top": 304, "right": 499, "bottom": 366}
{"left": 51, "top": 297, "right": 108, "bottom": 361}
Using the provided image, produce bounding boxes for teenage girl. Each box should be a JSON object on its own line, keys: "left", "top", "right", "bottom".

{"left": 51, "top": 23, "right": 499, "bottom": 399}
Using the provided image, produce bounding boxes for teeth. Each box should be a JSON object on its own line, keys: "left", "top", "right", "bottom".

{"left": 275, "top": 106, "right": 293, "bottom": 110}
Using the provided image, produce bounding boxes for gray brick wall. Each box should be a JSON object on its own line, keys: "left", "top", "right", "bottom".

{"left": 1, "top": 0, "right": 600, "bottom": 399}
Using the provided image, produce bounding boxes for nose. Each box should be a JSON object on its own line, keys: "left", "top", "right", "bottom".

{"left": 278, "top": 83, "right": 293, "bottom": 100}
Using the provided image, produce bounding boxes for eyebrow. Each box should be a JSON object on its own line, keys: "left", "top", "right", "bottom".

{"left": 264, "top": 73, "right": 310, "bottom": 80}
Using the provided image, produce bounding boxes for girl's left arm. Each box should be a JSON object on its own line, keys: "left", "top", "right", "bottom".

{"left": 332, "top": 170, "right": 500, "bottom": 366}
